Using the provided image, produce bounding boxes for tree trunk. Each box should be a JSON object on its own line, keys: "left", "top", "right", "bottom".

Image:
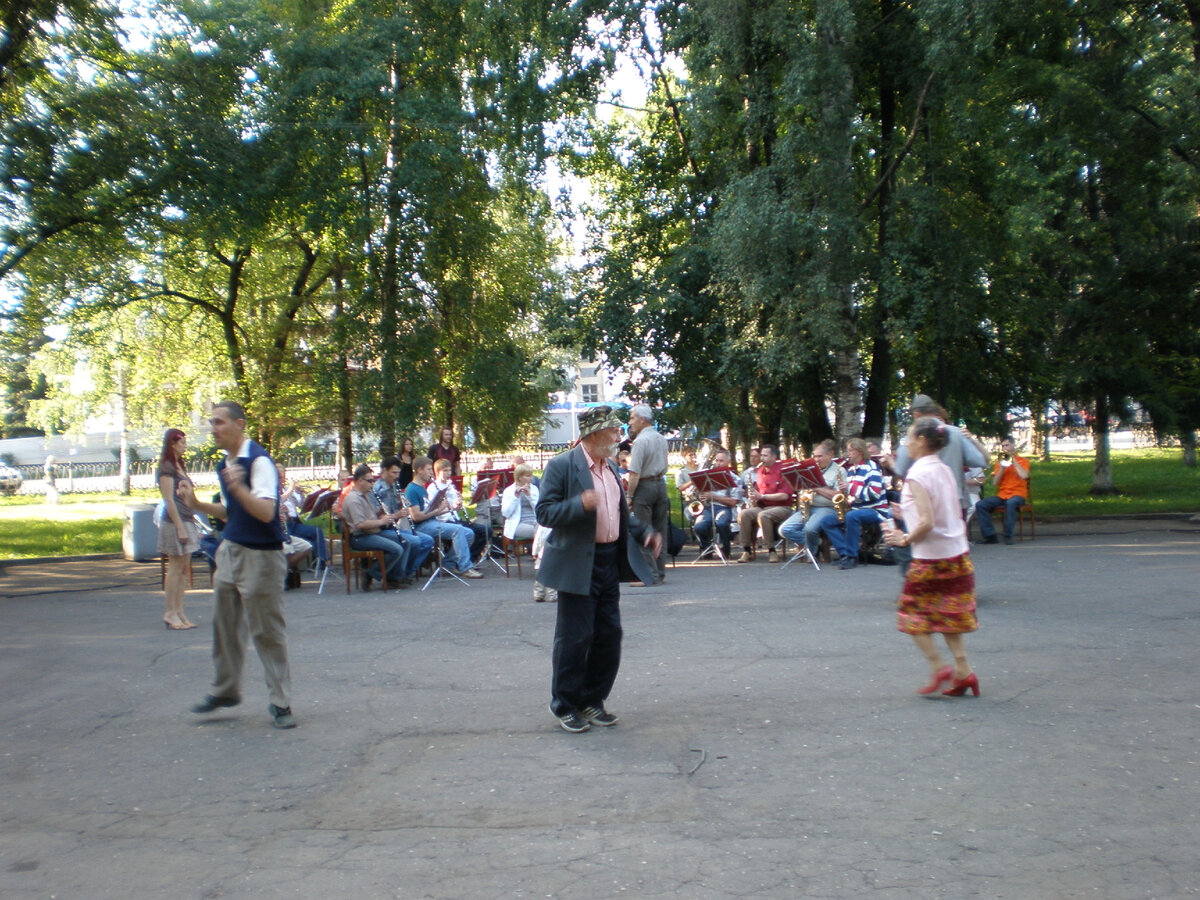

{"left": 333, "top": 267, "right": 353, "bottom": 474}
{"left": 862, "top": 0, "right": 896, "bottom": 441}
{"left": 1182, "top": 430, "right": 1197, "bottom": 467}
{"left": 816, "top": 0, "right": 862, "bottom": 444}
{"left": 1090, "top": 395, "right": 1118, "bottom": 494}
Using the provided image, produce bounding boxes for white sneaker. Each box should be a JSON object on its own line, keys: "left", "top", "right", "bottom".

{"left": 462, "top": 568, "right": 483, "bottom": 579}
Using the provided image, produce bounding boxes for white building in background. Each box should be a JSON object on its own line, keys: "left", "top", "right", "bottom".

{"left": 542, "top": 359, "right": 629, "bottom": 445}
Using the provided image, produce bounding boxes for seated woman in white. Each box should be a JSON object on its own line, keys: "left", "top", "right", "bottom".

{"left": 501, "top": 464, "right": 540, "bottom": 541}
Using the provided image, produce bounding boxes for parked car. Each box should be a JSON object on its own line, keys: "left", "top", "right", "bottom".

{"left": 0, "top": 464, "right": 23, "bottom": 495}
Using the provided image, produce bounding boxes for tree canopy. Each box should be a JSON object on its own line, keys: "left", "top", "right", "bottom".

{"left": 2, "top": 0, "right": 1198, "bottom": 488}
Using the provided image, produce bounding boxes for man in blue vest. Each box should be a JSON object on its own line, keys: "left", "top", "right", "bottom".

{"left": 184, "top": 401, "right": 296, "bottom": 729}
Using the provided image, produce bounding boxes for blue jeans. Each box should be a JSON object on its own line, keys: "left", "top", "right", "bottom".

{"left": 821, "top": 508, "right": 885, "bottom": 560}
{"left": 975, "top": 496, "right": 1025, "bottom": 539}
{"left": 287, "top": 517, "right": 327, "bottom": 563}
{"left": 394, "top": 529, "right": 434, "bottom": 576}
{"left": 779, "top": 507, "right": 837, "bottom": 556}
{"left": 415, "top": 519, "right": 476, "bottom": 571}
{"left": 693, "top": 504, "right": 733, "bottom": 555}
{"left": 350, "top": 531, "right": 408, "bottom": 584}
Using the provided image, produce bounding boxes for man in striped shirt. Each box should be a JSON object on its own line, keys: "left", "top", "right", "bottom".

{"left": 821, "top": 438, "right": 890, "bottom": 570}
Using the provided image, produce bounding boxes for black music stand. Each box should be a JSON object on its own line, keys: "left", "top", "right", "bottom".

{"left": 306, "top": 489, "right": 341, "bottom": 593}
{"left": 470, "top": 473, "right": 508, "bottom": 573}
{"left": 686, "top": 466, "right": 739, "bottom": 566}
{"left": 779, "top": 461, "right": 826, "bottom": 571}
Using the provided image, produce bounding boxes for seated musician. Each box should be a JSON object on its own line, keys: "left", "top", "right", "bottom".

{"left": 974, "top": 436, "right": 1030, "bottom": 545}
{"left": 500, "top": 464, "right": 540, "bottom": 541}
{"left": 779, "top": 440, "right": 844, "bottom": 560}
{"left": 739, "top": 447, "right": 761, "bottom": 497}
{"left": 819, "top": 438, "right": 890, "bottom": 570}
{"left": 692, "top": 448, "right": 738, "bottom": 559}
{"left": 373, "top": 455, "right": 435, "bottom": 579}
{"left": 280, "top": 470, "right": 328, "bottom": 567}
{"left": 404, "top": 457, "right": 483, "bottom": 578}
{"left": 341, "top": 463, "right": 410, "bottom": 590}
{"left": 736, "top": 444, "right": 794, "bottom": 563}
{"left": 675, "top": 446, "right": 698, "bottom": 494}
{"left": 429, "top": 459, "right": 489, "bottom": 563}
{"left": 867, "top": 439, "right": 903, "bottom": 501}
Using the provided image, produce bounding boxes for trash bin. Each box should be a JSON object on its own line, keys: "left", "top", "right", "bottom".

{"left": 122, "top": 503, "right": 158, "bottom": 561}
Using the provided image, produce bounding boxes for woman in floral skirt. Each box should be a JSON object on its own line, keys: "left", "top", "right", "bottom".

{"left": 884, "top": 416, "right": 979, "bottom": 697}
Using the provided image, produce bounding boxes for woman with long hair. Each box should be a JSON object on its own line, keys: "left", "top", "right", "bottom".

{"left": 398, "top": 438, "right": 416, "bottom": 489}
{"left": 157, "top": 428, "right": 198, "bottom": 630}
{"left": 883, "top": 416, "right": 979, "bottom": 697}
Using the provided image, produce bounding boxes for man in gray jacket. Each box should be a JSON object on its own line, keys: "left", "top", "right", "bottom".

{"left": 891, "top": 394, "right": 988, "bottom": 509}
{"left": 536, "top": 405, "right": 661, "bottom": 733}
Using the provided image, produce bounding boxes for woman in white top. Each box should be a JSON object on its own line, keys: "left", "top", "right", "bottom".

{"left": 884, "top": 417, "right": 979, "bottom": 698}
{"left": 500, "top": 464, "right": 540, "bottom": 540}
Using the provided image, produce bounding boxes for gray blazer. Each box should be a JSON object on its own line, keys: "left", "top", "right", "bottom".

{"left": 894, "top": 423, "right": 987, "bottom": 508}
{"left": 536, "top": 445, "right": 656, "bottom": 595}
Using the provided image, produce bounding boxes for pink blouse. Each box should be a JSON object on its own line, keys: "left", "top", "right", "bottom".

{"left": 900, "top": 455, "right": 969, "bottom": 560}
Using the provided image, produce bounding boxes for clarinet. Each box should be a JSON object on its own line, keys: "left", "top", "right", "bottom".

{"left": 369, "top": 489, "right": 406, "bottom": 540}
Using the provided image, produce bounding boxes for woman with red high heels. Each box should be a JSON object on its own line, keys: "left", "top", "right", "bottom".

{"left": 883, "top": 416, "right": 979, "bottom": 697}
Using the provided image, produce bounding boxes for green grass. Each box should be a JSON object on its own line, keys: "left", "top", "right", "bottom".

{"left": 0, "top": 517, "right": 124, "bottom": 558}
{"left": 0, "top": 449, "right": 1196, "bottom": 559}
{"left": 1025, "top": 448, "right": 1200, "bottom": 516}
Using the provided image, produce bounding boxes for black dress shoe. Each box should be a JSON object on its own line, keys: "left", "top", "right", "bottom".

{"left": 979, "top": 535, "right": 999, "bottom": 545}
{"left": 192, "top": 694, "right": 240, "bottom": 714}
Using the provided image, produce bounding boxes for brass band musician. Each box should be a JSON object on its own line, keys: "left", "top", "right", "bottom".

{"left": 778, "top": 440, "right": 845, "bottom": 561}
{"left": 736, "top": 445, "right": 795, "bottom": 563}
{"left": 691, "top": 448, "right": 739, "bottom": 559}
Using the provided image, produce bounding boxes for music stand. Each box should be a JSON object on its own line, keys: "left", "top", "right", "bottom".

{"left": 306, "top": 490, "right": 342, "bottom": 592}
{"left": 779, "top": 461, "right": 825, "bottom": 571}
{"left": 470, "top": 472, "right": 510, "bottom": 573}
{"left": 299, "top": 488, "right": 322, "bottom": 515}
{"left": 686, "top": 466, "right": 739, "bottom": 566}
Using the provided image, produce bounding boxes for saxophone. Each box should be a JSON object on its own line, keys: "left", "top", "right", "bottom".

{"left": 832, "top": 465, "right": 851, "bottom": 523}
{"left": 799, "top": 490, "right": 814, "bottom": 520}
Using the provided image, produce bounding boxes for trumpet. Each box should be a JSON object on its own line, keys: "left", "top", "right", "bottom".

{"left": 999, "top": 452, "right": 1013, "bottom": 467}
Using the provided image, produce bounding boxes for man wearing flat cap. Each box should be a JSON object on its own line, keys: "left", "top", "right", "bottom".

{"left": 536, "top": 405, "right": 662, "bottom": 733}
{"left": 892, "top": 394, "right": 988, "bottom": 509}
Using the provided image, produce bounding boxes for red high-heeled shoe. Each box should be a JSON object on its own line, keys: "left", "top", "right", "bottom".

{"left": 942, "top": 673, "right": 980, "bottom": 697}
{"left": 917, "top": 665, "right": 954, "bottom": 695}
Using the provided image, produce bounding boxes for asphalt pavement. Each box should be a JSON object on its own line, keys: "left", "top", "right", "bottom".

{"left": 1, "top": 516, "right": 1199, "bottom": 899}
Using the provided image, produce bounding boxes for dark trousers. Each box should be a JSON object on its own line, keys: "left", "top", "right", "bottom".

{"left": 550, "top": 542, "right": 623, "bottom": 716}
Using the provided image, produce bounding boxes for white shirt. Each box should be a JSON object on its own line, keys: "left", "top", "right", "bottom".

{"left": 220, "top": 438, "right": 278, "bottom": 505}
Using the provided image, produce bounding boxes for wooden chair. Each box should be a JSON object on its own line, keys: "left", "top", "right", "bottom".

{"left": 160, "top": 552, "right": 213, "bottom": 589}
{"left": 502, "top": 535, "right": 533, "bottom": 578}
{"left": 340, "top": 520, "right": 387, "bottom": 592}
{"left": 988, "top": 481, "right": 1036, "bottom": 541}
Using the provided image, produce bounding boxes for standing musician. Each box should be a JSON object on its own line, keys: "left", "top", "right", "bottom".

{"left": 974, "top": 436, "right": 1030, "bottom": 545}
{"left": 735, "top": 445, "right": 794, "bottom": 563}
{"left": 374, "top": 456, "right": 435, "bottom": 580}
{"left": 819, "top": 438, "right": 890, "bottom": 570}
{"left": 692, "top": 448, "right": 739, "bottom": 560}
{"left": 779, "top": 439, "right": 845, "bottom": 562}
